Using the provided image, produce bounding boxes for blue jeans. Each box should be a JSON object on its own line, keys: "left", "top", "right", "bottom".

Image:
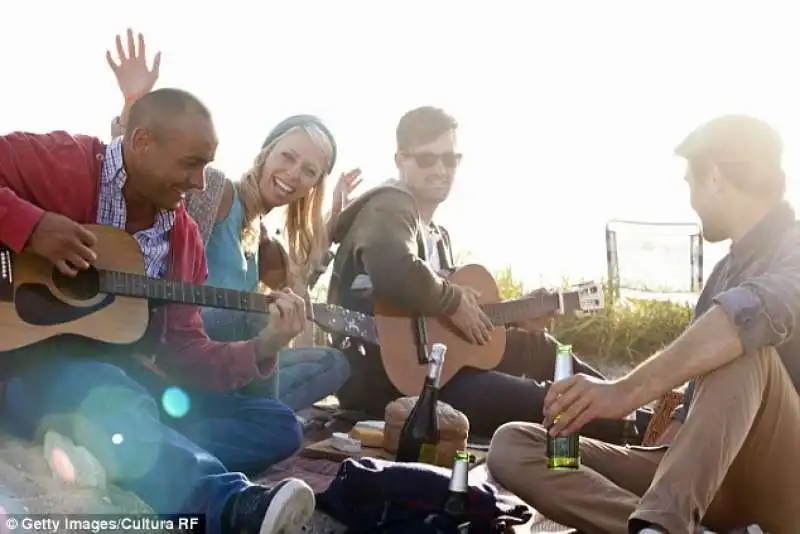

{"left": 1, "top": 351, "right": 302, "bottom": 534}
{"left": 202, "top": 308, "right": 351, "bottom": 411}
{"left": 243, "top": 347, "right": 351, "bottom": 411}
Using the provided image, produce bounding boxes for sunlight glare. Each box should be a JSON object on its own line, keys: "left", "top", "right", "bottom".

{"left": 50, "top": 446, "right": 77, "bottom": 485}
{"left": 161, "top": 387, "right": 191, "bottom": 418}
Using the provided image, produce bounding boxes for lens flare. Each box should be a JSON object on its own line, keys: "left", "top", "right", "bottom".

{"left": 50, "top": 446, "right": 77, "bottom": 485}
{"left": 161, "top": 387, "right": 191, "bottom": 418}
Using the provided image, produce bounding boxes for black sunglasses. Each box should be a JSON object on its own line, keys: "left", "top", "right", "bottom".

{"left": 405, "top": 151, "right": 462, "bottom": 169}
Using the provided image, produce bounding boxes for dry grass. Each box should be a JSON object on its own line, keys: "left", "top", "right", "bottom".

{"left": 552, "top": 293, "right": 692, "bottom": 367}
{"left": 493, "top": 267, "right": 693, "bottom": 367}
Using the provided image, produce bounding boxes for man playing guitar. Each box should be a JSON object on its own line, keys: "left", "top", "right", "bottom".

{"left": 0, "top": 90, "right": 315, "bottom": 534}
{"left": 327, "top": 106, "right": 646, "bottom": 440}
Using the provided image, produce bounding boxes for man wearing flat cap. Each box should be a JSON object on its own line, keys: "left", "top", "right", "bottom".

{"left": 488, "top": 115, "right": 800, "bottom": 534}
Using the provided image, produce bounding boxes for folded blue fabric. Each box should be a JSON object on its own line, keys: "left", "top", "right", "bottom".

{"left": 317, "top": 457, "right": 533, "bottom": 534}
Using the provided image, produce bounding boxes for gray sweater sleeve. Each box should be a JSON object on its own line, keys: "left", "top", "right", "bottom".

{"left": 110, "top": 116, "right": 124, "bottom": 139}
{"left": 185, "top": 167, "right": 227, "bottom": 244}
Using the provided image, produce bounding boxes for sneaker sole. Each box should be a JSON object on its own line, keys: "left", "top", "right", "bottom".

{"left": 259, "top": 479, "right": 316, "bottom": 534}
{"left": 43, "top": 430, "right": 107, "bottom": 490}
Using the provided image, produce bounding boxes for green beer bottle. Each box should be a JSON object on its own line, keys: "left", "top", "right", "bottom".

{"left": 442, "top": 450, "right": 470, "bottom": 533}
{"left": 547, "top": 344, "right": 580, "bottom": 470}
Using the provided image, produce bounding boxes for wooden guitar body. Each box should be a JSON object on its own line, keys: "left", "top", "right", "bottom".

{"left": 0, "top": 224, "right": 374, "bottom": 354}
{"left": 0, "top": 225, "right": 149, "bottom": 352}
{"left": 374, "top": 264, "right": 507, "bottom": 396}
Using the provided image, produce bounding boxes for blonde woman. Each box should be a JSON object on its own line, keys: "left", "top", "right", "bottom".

{"left": 107, "top": 30, "right": 360, "bottom": 411}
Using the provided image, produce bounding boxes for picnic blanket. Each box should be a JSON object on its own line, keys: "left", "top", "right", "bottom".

{"left": 257, "top": 454, "right": 572, "bottom": 533}
{"left": 267, "top": 407, "right": 573, "bottom": 533}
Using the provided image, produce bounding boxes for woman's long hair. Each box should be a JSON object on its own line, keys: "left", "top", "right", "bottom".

{"left": 234, "top": 124, "right": 333, "bottom": 278}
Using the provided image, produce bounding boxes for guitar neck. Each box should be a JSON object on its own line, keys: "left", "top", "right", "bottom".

{"left": 480, "top": 291, "right": 579, "bottom": 325}
{"left": 92, "top": 267, "right": 380, "bottom": 344}
{"left": 98, "top": 269, "right": 273, "bottom": 314}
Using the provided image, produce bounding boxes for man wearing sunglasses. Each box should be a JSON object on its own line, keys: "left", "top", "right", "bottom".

{"left": 326, "top": 106, "right": 632, "bottom": 441}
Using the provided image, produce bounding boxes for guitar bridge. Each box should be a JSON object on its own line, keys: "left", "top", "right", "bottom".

{"left": 0, "top": 246, "right": 13, "bottom": 302}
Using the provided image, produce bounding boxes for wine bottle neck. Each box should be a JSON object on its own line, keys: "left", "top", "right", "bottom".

{"left": 420, "top": 381, "right": 440, "bottom": 403}
{"left": 426, "top": 354, "right": 444, "bottom": 388}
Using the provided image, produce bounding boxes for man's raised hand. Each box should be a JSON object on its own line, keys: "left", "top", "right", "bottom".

{"left": 106, "top": 28, "right": 161, "bottom": 102}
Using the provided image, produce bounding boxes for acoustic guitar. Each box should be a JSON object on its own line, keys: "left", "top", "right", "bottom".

{"left": 329, "top": 264, "right": 604, "bottom": 396}
{"left": 0, "top": 224, "right": 370, "bottom": 352}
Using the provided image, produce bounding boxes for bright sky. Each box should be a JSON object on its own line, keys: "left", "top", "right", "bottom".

{"left": 2, "top": 1, "right": 799, "bottom": 290}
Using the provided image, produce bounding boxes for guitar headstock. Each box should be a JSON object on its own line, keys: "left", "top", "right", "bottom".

{"left": 309, "top": 303, "right": 379, "bottom": 345}
{"left": 568, "top": 281, "right": 604, "bottom": 313}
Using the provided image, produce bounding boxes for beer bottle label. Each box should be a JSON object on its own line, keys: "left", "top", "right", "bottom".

{"left": 418, "top": 442, "right": 438, "bottom": 464}
{"left": 546, "top": 434, "right": 580, "bottom": 470}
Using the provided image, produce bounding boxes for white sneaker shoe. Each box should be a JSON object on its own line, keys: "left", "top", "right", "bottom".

{"left": 260, "top": 478, "right": 315, "bottom": 534}
{"left": 225, "top": 478, "right": 316, "bottom": 534}
{"left": 43, "top": 430, "right": 107, "bottom": 490}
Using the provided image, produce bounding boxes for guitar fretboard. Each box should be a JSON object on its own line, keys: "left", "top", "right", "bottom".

{"left": 98, "top": 270, "right": 271, "bottom": 313}
{"left": 480, "top": 291, "right": 576, "bottom": 325}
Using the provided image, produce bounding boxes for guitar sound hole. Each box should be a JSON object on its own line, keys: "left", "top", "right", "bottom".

{"left": 52, "top": 266, "right": 100, "bottom": 300}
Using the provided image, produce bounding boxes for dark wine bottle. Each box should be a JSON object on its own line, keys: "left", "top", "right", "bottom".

{"left": 547, "top": 344, "right": 580, "bottom": 471}
{"left": 395, "top": 343, "right": 447, "bottom": 464}
{"left": 442, "top": 449, "right": 470, "bottom": 533}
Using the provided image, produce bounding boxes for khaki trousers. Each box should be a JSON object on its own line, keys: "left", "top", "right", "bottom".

{"left": 486, "top": 347, "right": 800, "bottom": 534}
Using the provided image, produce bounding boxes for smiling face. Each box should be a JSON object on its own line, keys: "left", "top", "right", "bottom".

{"left": 257, "top": 127, "right": 331, "bottom": 208}
{"left": 394, "top": 106, "right": 460, "bottom": 208}
{"left": 127, "top": 112, "right": 218, "bottom": 210}
{"left": 396, "top": 130, "right": 461, "bottom": 205}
